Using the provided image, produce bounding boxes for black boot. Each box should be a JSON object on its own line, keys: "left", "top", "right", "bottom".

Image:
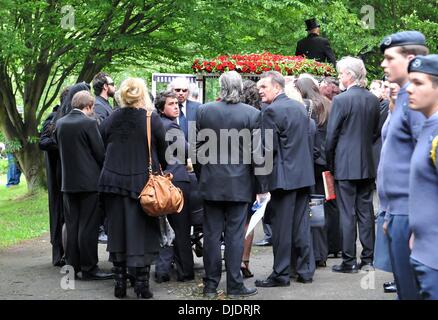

{"left": 112, "top": 266, "right": 127, "bottom": 299}
{"left": 134, "top": 266, "right": 153, "bottom": 299}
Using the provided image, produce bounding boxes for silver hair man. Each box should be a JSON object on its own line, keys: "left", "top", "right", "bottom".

{"left": 336, "top": 56, "right": 367, "bottom": 88}
{"left": 260, "top": 70, "right": 285, "bottom": 89}
{"left": 219, "top": 71, "right": 243, "bottom": 104}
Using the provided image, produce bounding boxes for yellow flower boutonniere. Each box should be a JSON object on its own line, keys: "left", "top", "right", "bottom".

{"left": 431, "top": 135, "right": 438, "bottom": 166}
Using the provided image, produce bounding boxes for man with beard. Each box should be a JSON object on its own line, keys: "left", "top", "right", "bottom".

{"left": 92, "top": 72, "right": 116, "bottom": 243}
{"left": 92, "top": 72, "right": 116, "bottom": 125}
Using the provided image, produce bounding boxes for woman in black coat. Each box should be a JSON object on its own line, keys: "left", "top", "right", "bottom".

{"left": 154, "top": 90, "right": 194, "bottom": 283}
{"left": 296, "top": 78, "right": 341, "bottom": 266}
{"left": 99, "top": 78, "right": 167, "bottom": 299}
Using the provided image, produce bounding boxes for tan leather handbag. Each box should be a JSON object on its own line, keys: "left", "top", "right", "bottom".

{"left": 138, "top": 111, "right": 184, "bottom": 217}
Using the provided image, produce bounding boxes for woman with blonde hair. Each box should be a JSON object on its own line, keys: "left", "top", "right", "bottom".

{"left": 99, "top": 78, "right": 168, "bottom": 299}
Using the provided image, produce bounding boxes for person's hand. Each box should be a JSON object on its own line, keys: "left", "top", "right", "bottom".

{"left": 409, "top": 233, "right": 415, "bottom": 251}
{"left": 256, "top": 192, "right": 270, "bottom": 204}
{"left": 383, "top": 220, "right": 388, "bottom": 235}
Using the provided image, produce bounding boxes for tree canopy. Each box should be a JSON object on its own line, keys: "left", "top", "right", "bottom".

{"left": 0, "top": 0, "right": 437, "bottom": 192}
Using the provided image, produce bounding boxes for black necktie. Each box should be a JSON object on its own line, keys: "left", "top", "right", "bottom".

{"left": 179, "top": 103, "right": 188, "bottom": 139}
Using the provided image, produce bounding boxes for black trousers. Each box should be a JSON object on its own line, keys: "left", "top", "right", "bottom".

{"left": 270, "top": 188, "right": 315, "bottom": 282}
{"left": 203, "top": 201, "right": 247, "bottom": 293}
{"left": 335, "top": 179, "right": 375, "bottom": 266}
{"left": 156, "top": 181, "right": 194, "bottom": 279}
{"left": 326, "top": 199, "right": 341, "bottom": 255}
{"left": 45, "top": 152, "right": 64, "bottom": 265}
{"left": 63, "top": 192, "right": 100, "bottom": 273}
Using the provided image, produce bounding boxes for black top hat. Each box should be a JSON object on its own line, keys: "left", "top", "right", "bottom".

{"left": 305, "top": 18, "right": 320, "bottom": 31}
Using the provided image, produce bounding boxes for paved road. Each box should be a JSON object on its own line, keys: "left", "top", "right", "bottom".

{"left": 0, "top": 222, "right": 396, "bottom": 301}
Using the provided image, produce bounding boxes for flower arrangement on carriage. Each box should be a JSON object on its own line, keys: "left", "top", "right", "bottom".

{"left": 192, "top": 52, "right": 336, "bottom": 77}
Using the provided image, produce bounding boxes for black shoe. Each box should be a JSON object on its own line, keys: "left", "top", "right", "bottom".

{"left": 316, "top": 260, "right": 327, "bottom": 268}
{"left": 177, "top": 274, "right": 195, "bottom": 282}
{"left": 255, "top": 278, "right": 290, "bottom": 288}
{"left": 296, "top": 276, "right": 313, "bottom": 284}
{"left": 358, "top": 261, "right": 375, "bottom": 271}
{"left": 155, "top": 273, "right": 170, "bottom": 283}
{"left": 81, "top": 267, "right": 113, "bottom": 280}
{"left": 383, "top": 281, "right": 397, "bottom": 293}
{"left": 53, "top": 257, "right": 66, "bottom": 267}
{"left": 228, "top": 286, "right": 258, "bottom": 299}
{"left": 332, "top": 263, "right": 358, "bottom": 274}
{"left": 135, "top": 281, "right": 153, "bottom": 299}
{"left": 203, "top": 287, "right": 218, "bottom": 298}
{"left": 254, "top": 239, "right": 272, "bottom": 247}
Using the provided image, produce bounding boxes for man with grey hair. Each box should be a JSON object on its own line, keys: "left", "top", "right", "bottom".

{"left": 325, "top": 57, "right": 380, "bottom": 273}
{"left": 55, "top": 90, "right": 111, "bottom": 280}
{"left": 196, "top": 71, "right": 261, "bottom": 298}
{"left": 188, "top": 83, "right": 200, "bottom": 102}
{"left": 336, "top": 56, "right": 368, "bottom": 90}
{"left": 168, "top": 77, "right": 201, "bottom": 140}
{"left": 255, "top": 71, "right": 316, "bottom": 287}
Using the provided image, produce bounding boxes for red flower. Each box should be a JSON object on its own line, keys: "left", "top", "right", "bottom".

{"left": 192, "top": 52, "right": 336, "bottom": 77}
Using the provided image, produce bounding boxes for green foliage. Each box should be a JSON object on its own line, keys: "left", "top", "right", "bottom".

{"left": 0, "top": 176, "right": 49, "bottom": 248}
{"left": 0, "top": 159, "right": 7, "bottom": 175}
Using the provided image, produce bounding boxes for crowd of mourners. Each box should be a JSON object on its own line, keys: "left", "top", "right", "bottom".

{"left": 38, "top": 29, "right": 438, "bottom": 300}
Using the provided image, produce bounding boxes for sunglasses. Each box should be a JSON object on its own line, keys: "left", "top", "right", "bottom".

{"left": 175, "top": 88, "right": 188, "bottom": 93}
{"left": 107, "top": 82, "right": 115, "bottom": 86}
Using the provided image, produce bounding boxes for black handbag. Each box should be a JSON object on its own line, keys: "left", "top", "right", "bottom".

{"left": 309, "top": 194, "right": 325, "bottom": 228}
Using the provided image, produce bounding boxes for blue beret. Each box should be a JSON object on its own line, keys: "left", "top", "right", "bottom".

{"left": 408, "top": 55, "right": 438, "bottom": 77}
{"left": 380, "top": 31, "right": 426, "bottom": 53}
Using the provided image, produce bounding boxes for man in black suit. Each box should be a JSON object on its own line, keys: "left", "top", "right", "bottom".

{"left": 92, "top": 72, "right": 116, "bottom": 124}
{"left": 325, "top": 57, "right": 380, "bottom": 273}
{"left": 296, "top": 18, "right": 336, "bottom": 66}
{"left": 168, "top": 77, "right": 201, "bottom": 141}
{"left": 92, "top": 72, "right": 116, "bottom": 243}
{"left": 255, "top": 71, "right": 316, "bottom": 287}
{"left": 55, "top": 90, "right": 111, "bottom": 280}
{"left": 155, "top": 90, "right": 194, "bottom": 283}
{"left": 196, "top": 71, "right": 260, "bottom": 299}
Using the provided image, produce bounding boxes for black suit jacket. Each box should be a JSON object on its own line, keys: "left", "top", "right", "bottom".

{"left": 55, "top": 110, "right": 105, "bottom": 192}
{"left": 186, "top": 99, "right": 201, "bottom": 122}
{"left": 196, "top": 101, "right": 261, "bottom": 202}
{"left": 296, "top": 33, "right": 336, "bottom": 66}
{"left": 160, "top": 115, "right": 190, "bottom": 182}
{"left": 94, "top": 96, "right": 113, "bottom": 125}
{"left": 325, "top": 86, "right": 380, "bottom": 180}
{"left": 258, "top": 93, "right": 315, "bottom": 192}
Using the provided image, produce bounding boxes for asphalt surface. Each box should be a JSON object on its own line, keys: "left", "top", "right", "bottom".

{"left": 0, "top": 222, "right": 396, "bottom": 301}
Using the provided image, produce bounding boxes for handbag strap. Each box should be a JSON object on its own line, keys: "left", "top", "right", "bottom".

{"left": 146, "top": 111, "right": 153, "bottom": 174}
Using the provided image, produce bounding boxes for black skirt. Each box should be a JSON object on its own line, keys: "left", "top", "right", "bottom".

{"left": 102, "top": 193, "right": 161, "bottom": 267}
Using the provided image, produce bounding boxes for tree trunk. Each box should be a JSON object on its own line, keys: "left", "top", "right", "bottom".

{"left": 15, "top": 142, "right": 47, "bottom": 193}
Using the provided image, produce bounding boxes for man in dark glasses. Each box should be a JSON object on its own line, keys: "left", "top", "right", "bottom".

{"left": 168, "top": 77, "right": 201, "bottom": 140}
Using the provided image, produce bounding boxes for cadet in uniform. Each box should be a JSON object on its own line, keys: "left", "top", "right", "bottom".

{"left": 406, "top": 54, "right": 438, "bottom": 300}
{"left": 379, "top": 31, "right": 429, "bottom": 300}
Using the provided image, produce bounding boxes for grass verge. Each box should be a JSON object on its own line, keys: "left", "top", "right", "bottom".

{"left": 0, "top": 174, "right": 49, "bottom": 249}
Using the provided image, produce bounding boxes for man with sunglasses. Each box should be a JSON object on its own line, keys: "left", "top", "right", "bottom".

{"left": 92, "top": 72, "right": 116, "bottom": 125}
{"left": 168, "top": 77, "right": 201, "bottom": 140}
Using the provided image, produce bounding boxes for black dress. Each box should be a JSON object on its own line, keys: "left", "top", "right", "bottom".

{"left": 99, "top": 108, "right": 168, "bottom": 267}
